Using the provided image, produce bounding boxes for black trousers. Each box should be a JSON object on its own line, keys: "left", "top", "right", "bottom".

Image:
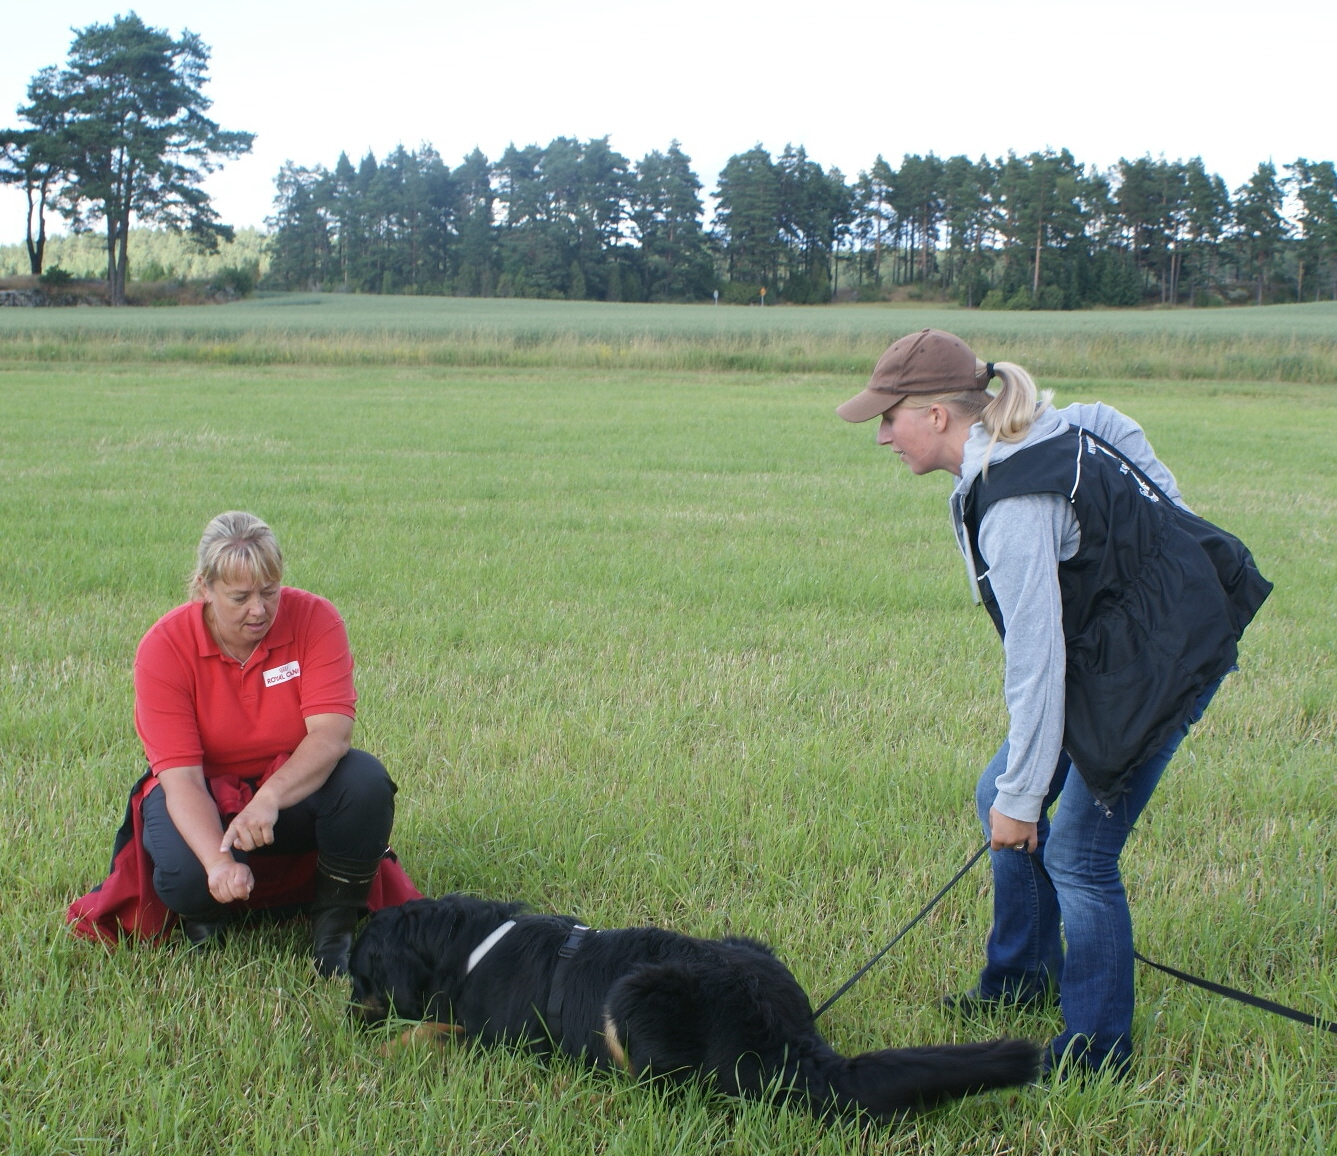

{"left": 140, "top": 748, "right": 396, "bottom": 919}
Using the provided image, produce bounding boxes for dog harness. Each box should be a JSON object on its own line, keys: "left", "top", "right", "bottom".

{"left": 545, "top": 924, "right": 593, "bottom": 1047}
{"left": 465, "top": 920, "right": 517, "bottom": 975}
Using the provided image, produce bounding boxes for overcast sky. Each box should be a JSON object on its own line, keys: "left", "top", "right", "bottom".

{"left": 2, "top": 0, "right": 1333, "bottom": 246}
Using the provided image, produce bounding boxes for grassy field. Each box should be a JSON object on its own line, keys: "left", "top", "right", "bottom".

{"left": 2, "top": 299, "right": 1335, "bottom": 1154}
{"left": 2, "top": 294, "right": 1337, "bottom": 382}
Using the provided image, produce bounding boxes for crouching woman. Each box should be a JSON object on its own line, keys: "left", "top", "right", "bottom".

{"left": 69, "top": 511, "right": 420, "bottom": 975}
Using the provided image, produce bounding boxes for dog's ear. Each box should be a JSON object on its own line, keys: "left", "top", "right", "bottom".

{"left": 349, "top": 905, "right": 433, "bottom": 1023}
{"left": 348, "top": 909, "right": 396, "bottom": 1024}
{"left": 366, "top": 899, "right": 468, "bottom": 1020}
{"left": 364, "top": 895, "right": 535, "bottom": 1025}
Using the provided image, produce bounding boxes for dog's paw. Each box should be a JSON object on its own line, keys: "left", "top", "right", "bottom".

{"left": 378, "top": 1021, "right": 464, "bottom": 1057}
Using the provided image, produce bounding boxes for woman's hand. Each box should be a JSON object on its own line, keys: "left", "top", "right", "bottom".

{"left": 207, "top": 859, "right": 255, "bottom": 904}
{"left": 220, "top": 798, "right": 280, "bottom": 853}
{"left": 989, "top": 807, "right": 1038, "bottom": 854}
{"left": 155, "top": 766, "right": 258, "bottom": 904}
{"left": 217, "top": 714, "right": 351, "bottom": 852}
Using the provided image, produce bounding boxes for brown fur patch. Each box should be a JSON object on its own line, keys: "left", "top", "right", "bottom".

{"left": 602, "top": 1010, "right": 634, "bottom": 1073}
{"left": 378, "top": 1021, "right": 464, "bottom": 1057}
{"left": 352, "top": 994, "right": 389, "bottom": 1026}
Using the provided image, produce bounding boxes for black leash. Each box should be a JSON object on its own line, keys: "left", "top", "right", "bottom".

{"left": 813, "top": 842, "right": 989, "bottom": 1019}
{"left": 1134, "top": 951, "right": 1337, "bottom": 1035}
{"left": 814, "top": 840, "right": 1337, "bottom": 1037}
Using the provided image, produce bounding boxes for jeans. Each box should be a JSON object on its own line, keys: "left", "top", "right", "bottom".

{"left": 141, "top": 748, "right": 396, "bottom": 920}
{"left": 973, "top": 678, "right": 1222, "bottom": 1074}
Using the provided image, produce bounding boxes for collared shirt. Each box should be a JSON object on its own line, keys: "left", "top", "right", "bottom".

{"left": 133, "top": 587, "right": 356, "bottom": 781}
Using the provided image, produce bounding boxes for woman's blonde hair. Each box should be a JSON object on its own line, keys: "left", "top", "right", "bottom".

{"left": 189, "top": 511, "right": 283, "bottom": 600}
{"left": 902, "top": 358, "right": 1053, "bottom": 463}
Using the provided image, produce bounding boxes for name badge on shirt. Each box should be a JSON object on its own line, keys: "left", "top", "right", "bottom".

{"left": 263, "top": 660, "right": 301, "bottom": 687}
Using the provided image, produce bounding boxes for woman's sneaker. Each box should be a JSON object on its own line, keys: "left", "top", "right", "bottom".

{"left": 940, "top": 987, "right": 1056, "bottom": 1016}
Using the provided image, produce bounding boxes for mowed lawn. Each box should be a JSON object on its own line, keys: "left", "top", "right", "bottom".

{"left": 2, "top": 303, "right": 1335, "bottom": 1153}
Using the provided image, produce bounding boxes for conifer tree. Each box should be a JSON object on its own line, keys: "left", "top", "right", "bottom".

{"left": 38, "top": 12, "right": 253, "bottom": 304}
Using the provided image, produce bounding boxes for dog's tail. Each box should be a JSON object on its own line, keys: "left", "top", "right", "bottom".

{"left": 793, "top": 1036, "right": 1041, "bottom": 1119}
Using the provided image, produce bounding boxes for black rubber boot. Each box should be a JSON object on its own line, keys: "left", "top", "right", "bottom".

{"left": 311, "top": 853, "right": 380, "bottom": 978}
{"left": 180, "top": 915, "right": 228, "bottom": 950}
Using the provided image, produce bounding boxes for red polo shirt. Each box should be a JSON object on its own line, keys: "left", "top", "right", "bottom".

{"left": 133, "top": 587, "right": 356, "bottom": 782}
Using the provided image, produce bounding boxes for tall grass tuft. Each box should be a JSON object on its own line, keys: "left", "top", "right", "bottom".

{"left": 2, "top": 295, "right": 1337, "bottom": 382}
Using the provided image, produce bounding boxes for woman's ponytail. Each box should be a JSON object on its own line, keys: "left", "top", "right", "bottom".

{"left": 979, "top": 360, "right": 1052, "bottom": 457}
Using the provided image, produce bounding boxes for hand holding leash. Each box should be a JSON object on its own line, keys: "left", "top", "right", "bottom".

{"left": 988, "top": 808, "right": 1037, "bottom": 854}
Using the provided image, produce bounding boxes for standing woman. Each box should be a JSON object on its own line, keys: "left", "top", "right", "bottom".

{"left": 70, "top": 512, "right": 420, "bottom": 975}
{"left": 836, "top": 330, "right": 1271, "bottom": 1077}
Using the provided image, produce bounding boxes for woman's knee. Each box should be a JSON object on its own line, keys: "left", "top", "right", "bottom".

{"left": 976, "top": 745, "right": 1009, "bottom": 829}
{"left": 327, "top": 748, "right": 397, "bottom": 811}
{"left": 141, "top": 787, "right": 218, "bottom": 915}
{"left": 1043, "top": 829, "right": 1124, "bottom": 895}
{"left": 152, "top": 862, "right": 219, "bottom": 917}
{"left": 312, "top": 750, "right": 397, "bottom": 855}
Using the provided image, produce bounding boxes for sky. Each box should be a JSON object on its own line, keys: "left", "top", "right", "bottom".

{"left": 2, "top": 0, "right": 1334, "bottom": 246}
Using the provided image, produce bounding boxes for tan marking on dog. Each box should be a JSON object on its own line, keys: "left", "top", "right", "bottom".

{"left": 353, "top": 995, "right": 389, "bottom": 1025}
{"left": 378, "top": 1021, "right": 464, "bottom": 1057}
{"left": 602, "top": 1010, "right": 634, "bottom": 1073}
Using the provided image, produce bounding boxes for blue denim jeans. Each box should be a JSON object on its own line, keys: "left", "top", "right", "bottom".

{"left": 973, "top": 678, "right": 1223, "bottom": 1074}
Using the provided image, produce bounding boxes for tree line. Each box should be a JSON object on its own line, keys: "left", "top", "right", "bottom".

{"left": 5, "top": 15, "right": 1336, "bottom": 308}
{"left": 0, "top": 226, "right": 268, "bottom": 284}
{"left": 268, "top": 139, "right": 714, "bottom": 303}
{"left": 267, "top": 142, "right": 1337, "bottom": 307}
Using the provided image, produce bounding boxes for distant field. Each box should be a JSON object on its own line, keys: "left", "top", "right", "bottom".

{"left": 2, "top": 294, "right": 1336, "bottom": 381}
{"left": 1, "top": 313, "right": 1334, "bottom": 1153}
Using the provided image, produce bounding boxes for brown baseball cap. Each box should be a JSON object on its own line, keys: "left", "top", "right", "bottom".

{"left": 836, "top": 328, "right": 986, "bottom": 422}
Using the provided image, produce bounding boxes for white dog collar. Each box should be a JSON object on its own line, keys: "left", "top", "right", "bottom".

{"left": 465, "top": 920, "right": 517, "bottom": 975}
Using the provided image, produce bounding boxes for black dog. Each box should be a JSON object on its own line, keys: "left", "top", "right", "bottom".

{"left": 348, "top": 894, "right": 1039, "bottom": 1120}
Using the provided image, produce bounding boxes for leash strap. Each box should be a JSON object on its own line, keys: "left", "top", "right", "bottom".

{"left": 1134, "top": 950, "right": 1337, "bottom": 1035}
{"left": 811, "top": 838, "right": 1335, "bottom": 1038}
{"left": 814, "top": 842, "right": 989, "bottom": 1020}
{"left": 545, "top": 923, "right": 592, "bottom": 1045}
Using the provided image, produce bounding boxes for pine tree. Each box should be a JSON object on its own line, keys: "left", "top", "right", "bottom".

{"left": 47, "top": 13, "right": 253, "bottom": 304}
{"left": 1232, "top": 162, "right": 1289, "bottom": 305}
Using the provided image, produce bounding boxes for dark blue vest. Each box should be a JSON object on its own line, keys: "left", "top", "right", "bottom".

{"left": 961, "top": 427, "right": 1271, "bottom": 805}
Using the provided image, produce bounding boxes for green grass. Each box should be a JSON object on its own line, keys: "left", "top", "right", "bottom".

{"left": 2, "top": 294, "right": 1337, "bottom": 382}
{"left": 2, "top": 309, "right": 1335, "bottom": 1153}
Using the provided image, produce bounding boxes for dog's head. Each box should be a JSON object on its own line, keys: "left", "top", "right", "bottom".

{"left": 348, "top": 894, "right": 527, "bottom": 1026}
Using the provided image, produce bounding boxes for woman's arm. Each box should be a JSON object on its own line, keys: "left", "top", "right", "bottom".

{"left": 155, "top": 765, "right": 256, "bottom": 903}
{"left": 219, "top": 713, "right": 353, "bottom": 854}
{"left": 977, "top": 492, "right": 1073, "bottom": 848}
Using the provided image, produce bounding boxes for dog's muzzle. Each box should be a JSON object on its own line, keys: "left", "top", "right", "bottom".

{"left": 350, "top": 993, "right": 390, "bottom": 1026}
